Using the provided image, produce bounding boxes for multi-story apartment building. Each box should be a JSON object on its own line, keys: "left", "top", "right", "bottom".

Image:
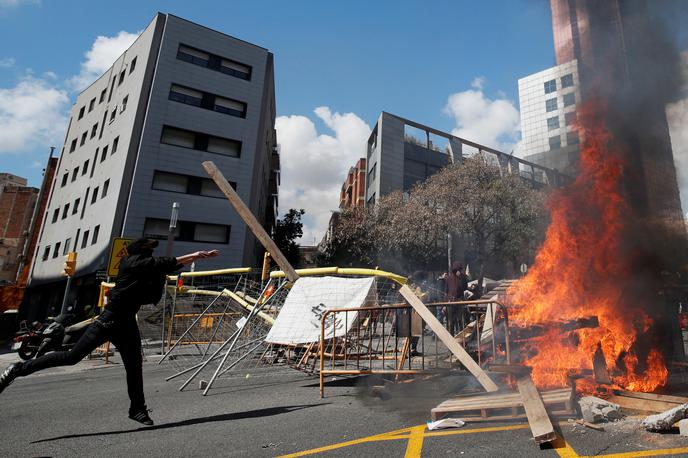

{"left": 518, "top": 60, "right": 582, "bottom": 175}
{"left": 339, "top": 158, "right": 366, "bottom": 210}
{"left": 0, "top": 173, "right": 27, "bottom": 194}
{"left": 25, "top": 13, "right": 279, "bottom": 318}
{"left": 364, "top": 112, "right": 563, "bottom": 206}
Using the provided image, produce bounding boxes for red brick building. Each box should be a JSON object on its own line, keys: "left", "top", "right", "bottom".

{"left": 339, "top": 158, "right": 366, "bottom": 210}
{"left": 0, "top": 184, "right": 38, "bottom": 283}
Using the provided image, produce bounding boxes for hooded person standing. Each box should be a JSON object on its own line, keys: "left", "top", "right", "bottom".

{"left": 445, "top": 262, "right": 467, "bottom": 335}
{"left": 0, "top": 238, "right": 219, "bottom": 425}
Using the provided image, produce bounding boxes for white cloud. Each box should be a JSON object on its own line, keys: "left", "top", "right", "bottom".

{"left": 444, "top": 78, "right": 521, "bottom": 153}
{"left": 0, "top": 76, "right": 69, "bottom": 153}
{"left": 276, "top": 107, "right": 370, "bottom": 244}
{"left": 0, "top": 57, "right": 15, "bottom": 68}
{"left": 68, "top": 31, "right": 139, "bottom": 91}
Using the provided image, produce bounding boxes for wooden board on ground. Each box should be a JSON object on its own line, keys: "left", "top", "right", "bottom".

{"left": 592, "top": 343, "right": 612, "bottom": 385}
{"left": 517, "top": 374, "right": 556, "bottom": 444}
{"left": 608, "top": 390, "right": 688, "bottom": 413}
{"left": 431, "top": 387, "right": 573, "bottom": 422}
{"left": 398, "top": 284, "right": 499, "bottom": 393}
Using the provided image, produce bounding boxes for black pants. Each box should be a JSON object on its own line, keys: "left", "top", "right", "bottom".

{"left": 17, "top": 310, "right": 145, "bottom": 414}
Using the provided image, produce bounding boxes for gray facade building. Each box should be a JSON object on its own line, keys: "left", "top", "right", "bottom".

{"left": 365, "top": 112, "right": 564, "bottom": 206}
{"left": 26, "top": 13, "right": 278, "bottom": 316}
{"left": 517, "top": 60, "right": 582, "bottom": 174}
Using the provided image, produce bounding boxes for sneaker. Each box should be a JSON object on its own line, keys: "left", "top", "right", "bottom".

{"left": 0, "top": 363, "right": 20, "bottom": 394}
{"left": 129, "top": 409, "right": 154, "bottom": 426}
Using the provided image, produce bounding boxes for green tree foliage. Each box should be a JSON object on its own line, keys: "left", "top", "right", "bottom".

{"left": 273, "top": 208, "right": 305, "bottom": 267}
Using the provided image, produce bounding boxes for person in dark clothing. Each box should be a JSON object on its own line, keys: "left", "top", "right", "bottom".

{"left": 445, "top": 262, "right": 468, "bottom": 336}
{"left": 0, "top": 238, "right": 218, "bottom": 425}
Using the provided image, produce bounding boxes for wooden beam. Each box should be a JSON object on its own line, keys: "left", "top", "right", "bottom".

{"left": 592, "top": 343, "right": 612, "bottom": 385}
{"left": 398, "top": 284, "right": 498, "bottom": 392}
{"left": 517, "top": 375, "right": 556, "bottom": 444}
{"left": 608, "top": 390, "right": 688, "bottom": 413}
{"left": 202, "top": 161, "right": 299, "bottom": 283}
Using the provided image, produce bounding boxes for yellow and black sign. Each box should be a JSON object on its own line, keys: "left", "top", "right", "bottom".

{"left": 106, "top": 237, "right": 133, "bottom": 277}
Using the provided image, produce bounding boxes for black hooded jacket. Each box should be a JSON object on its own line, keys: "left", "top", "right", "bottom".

{"left": 106, "top": 242, "right": 181, "bottom": 317}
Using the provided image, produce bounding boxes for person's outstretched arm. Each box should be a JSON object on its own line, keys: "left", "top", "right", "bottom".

{"left": 176, "top": 250, "right": 219, "bottom": 266}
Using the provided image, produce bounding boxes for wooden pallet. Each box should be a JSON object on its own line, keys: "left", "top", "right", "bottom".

{"left": 431, "top": 386, "right": 574, "bottom": 421}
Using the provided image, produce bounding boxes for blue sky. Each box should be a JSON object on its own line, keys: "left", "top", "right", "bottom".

{"left": 1, "top": 0, "right": 685, "bottom": 242}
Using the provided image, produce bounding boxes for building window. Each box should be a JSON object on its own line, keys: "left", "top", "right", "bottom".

{"left": 82, "top": 160, "right": 89, "bottom": 175}
{"left": 91, "top": 123, "right": 98, "bottom": 138}
{"left": 88, "top": 98, "right": 95, "bottom": 112}
{"left": 78, "top": 106, "right": 85, "bottom": 120}
{"left": 549, "top": 135, "right": 561, "bottom": 150}
{"left": 565, "top": 111, "right": 577, "bottom": 126}
{"left": 110, "top": 109, "right": 116, "bottom": 123}
{"left": 112, "top": 136, "right": 119, "bottom": 154}
{"left": 544, "top": 79, "right": 557, "bottom": 94}
{"left": 129, "top": 57, "right": 137, "bottom": 74}
{"left": 143, "top": 218, "right": 230, "bottom": 244}
{"left": 108, "top": 76, "right": 116, "bottom": 103}
{"left": 101, "top": 145, "right": 108, "bottom": 162}
{"left": 81, "top": 230, "right": 89, "bottom": 249}
{"left": 72, "top": 198, "right": 80, "bottom": 215}
{"left": 99, "top": 89, "right": 107, "bottom": 103}
{"left": 367, "top": 193, "right": 376, "bottom": 205}
{"left": 53, "top": 242, "right": 61, "bottom": 259}
{"left": 169, "top": 83, "right": 248, "bottom": 118}
{"left": 368, "top": 163, "right": 377, "bottom": 184}
{"left": 91, "top": 151, "right": 97, "bottom": 178}
{"left": 561, "top": 73, "right": 574, "bottom": 88}
{"left": 52, "top": 208, "right": 59, "bottom": 223}
{"left": 121, "top": 95, "right": 128, "bottom": 112}
{"left": 118, "top": 70, "right": 125, "bottom": 86}
{"left": 80, "top": 131, "right": 87, "bottom": 146}
{"left": 214, "top": 96, "right": 246, "bottom": 118}
{"left": 92, "top": 225, "right": 99, "bottom": 245}
{"left": 545, "top": 98, "right": 558, "bottom": 112}
{"left": 62, "top": 203, "right": 70, "bottom": 219}
{"left": 102, "top": 179, "right": 109, "bottom": 198}
{"left": 567, "top": 131, "right": 579, "bottom": 145}
{"left": 563, "top": 92, "right": 575, "bottom": 107}
{"left": 91, "top": 187, "right": 99, "bottom": 204}
{"left": 72, "top": 167, "right": 79, "bottom": 182}
{"left": 160, "top": 125, "right": 241, "bottom": 158}
{"left": 74, "top": 229, "right": 80, "bottom": 251}
{"left": 61, "top": 173, "right": 68, "bottom": 187}
{"left": 169, "top": 84, "right": 202, "bottom": 107}
{"left": 70, "top": 139, "right": 77, "bottom": 153}
{"left": 42, "top": 245, "right": 50, "bottom": 261}
{"left": 546, "top": 116, "right": 560, "bottom": 130}
{"left": 152, "top": 170, "right": 235, "bottom": 198}
{"left": 177, "top": 44, "right": 251, "bottom": 81}
{"left": 63, "top": 239, "right": 71, "bottom": 255}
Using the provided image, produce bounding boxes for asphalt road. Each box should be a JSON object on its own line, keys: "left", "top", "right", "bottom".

{"left": 2, "top": 357, "right": 688, "bottom": 457}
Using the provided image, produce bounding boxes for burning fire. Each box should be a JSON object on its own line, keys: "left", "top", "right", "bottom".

{"left": 508, "top": 101, "right": 668, "bottom": 392}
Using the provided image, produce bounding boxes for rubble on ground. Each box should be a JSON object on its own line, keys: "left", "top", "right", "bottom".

{"left": 579, "top": 396, "right": 624, "bottom": 423}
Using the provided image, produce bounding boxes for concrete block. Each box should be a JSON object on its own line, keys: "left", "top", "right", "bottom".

{"left": 579, "top": 396, "right": 623, "bottom": 423}
{"left": 679, "top": 419, "right": 688, "bottom": 436}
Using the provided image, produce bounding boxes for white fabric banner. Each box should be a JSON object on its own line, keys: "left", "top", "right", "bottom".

{"left": 265, "top": 276, "right": 375, "bottom": 345}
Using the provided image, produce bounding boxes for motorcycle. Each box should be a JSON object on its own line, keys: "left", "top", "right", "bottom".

{"left": 12, "top": 310, "right": 95, "bottom": 360}
{"left": 12, "top": 320, "right": 44, "bottom": 360}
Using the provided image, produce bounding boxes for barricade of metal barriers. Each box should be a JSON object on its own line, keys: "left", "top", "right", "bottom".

{"left": 315, "top": 299, "right": 512, "bottom": 397}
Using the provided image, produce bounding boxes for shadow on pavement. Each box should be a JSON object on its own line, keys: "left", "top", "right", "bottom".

{"left": 32, "top": 403, "right": 328, "bottom": 443}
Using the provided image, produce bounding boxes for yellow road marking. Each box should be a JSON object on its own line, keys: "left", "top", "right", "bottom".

{"left": 404, "top": 425, "right": 426, "bottom": 458}
{"left": 279, "top": 422, "right": 688, "bottom": 458}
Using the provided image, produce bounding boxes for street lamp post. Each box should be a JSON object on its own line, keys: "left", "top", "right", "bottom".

{"left": 166, "top": 202, "right": 180, "bottom": 256}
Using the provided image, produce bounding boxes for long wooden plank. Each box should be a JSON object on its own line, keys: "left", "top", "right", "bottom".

{"left": 608, "top": 395, "right": 683, "bottom": 413}
{"left": 203, "top": 161, "right": 299, "bottom": 283}
{"left": 517, "top": 375, "right": 556, "bottom": 444}
{"left": 436, "top": 389, "right": 571, "bottom": 410}
{"left": 398, "top": 284, "right": 498, "bottom": 392}
{"left": 615, "top": 390, "right": 688, "bottom": 405}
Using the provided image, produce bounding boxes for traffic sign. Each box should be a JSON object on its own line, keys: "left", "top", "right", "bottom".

{"left": 107, "top": 237, "right": 133, "bottom": 277}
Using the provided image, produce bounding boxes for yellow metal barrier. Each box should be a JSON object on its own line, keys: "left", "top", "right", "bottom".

{"left": 269, "top": 266, "right": 408, "bottom": 285}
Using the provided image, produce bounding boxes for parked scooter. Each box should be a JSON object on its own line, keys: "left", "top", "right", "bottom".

{"left": 12, "top": 309, "right": 95, "bottom": 360}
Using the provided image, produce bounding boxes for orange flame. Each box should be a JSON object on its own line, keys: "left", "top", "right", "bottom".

{"left": 508, "top": 101, "right": 668, "bottom": 392}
